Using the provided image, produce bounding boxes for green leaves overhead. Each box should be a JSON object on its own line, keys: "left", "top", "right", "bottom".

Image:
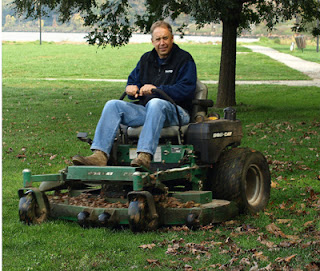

{"left": 11, "top": 0, "right": 320, "bottom": 47}
{"left": 85, "top": 0, "right": 134, "bottom": 47}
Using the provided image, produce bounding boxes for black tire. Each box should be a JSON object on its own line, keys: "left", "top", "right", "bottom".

{"left": 208, "top": 148, "right": 271, "bottom": 213}
{"left": 128, "top": 198, "right": 147, "bottom": 232}
{"left": 128, "top": 196, "right": 159, "bottom": 232}
{"left": 19, "top": 192, "right": 49, "bottom": 225}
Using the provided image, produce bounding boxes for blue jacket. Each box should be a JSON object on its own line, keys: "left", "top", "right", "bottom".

{"left": 127, "top": 43, "right": 197, "bottom": 113}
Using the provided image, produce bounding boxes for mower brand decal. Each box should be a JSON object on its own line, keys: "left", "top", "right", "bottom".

{"left": 129, "top": 148, "right": 138, "bottom": 159}
{"left": 153, "top": 147, "right": 162, "bottom": 162}
{"left": 88, "top": 171, "right": 114, "bottom": 176}
{"left": 212, "top": 131, "right": 233, "bottom": 138}
{"left": 171, "top": 147, "right": 181, "bottom": 153}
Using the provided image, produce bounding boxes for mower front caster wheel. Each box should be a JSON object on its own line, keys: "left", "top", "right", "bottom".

{"left": 19, "top": 191, "right": 49, "bottom": 225}
{"left": 128, "top": 197, "right": 158, "bottom": 232}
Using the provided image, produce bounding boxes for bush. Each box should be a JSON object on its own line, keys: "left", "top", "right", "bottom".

{"left": 273, "top": 38, "right": 281, "bottom": 44}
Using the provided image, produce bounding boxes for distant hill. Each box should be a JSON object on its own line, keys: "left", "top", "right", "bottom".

{"left": 1, "top": 0, "right": 308, "bottom": 38}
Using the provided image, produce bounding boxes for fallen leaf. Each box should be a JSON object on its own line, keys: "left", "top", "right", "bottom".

{"left": 305, "top": 262, "right": 320, "bottom": 270}
{"left": 304, "top": 221, "right": 314, "bottom": 227}
{"left": 239, "top": 257, "right": 251, "bottom": 265}
{"left": 252, "top": 251, "right": 269, "bottom": 261}
{"left": 266, "top": 223, "right": 286, "bottom": 238}
{"left": 286, "top": 235, "right": 301, "bottom": 241}
{"left": 275, "top": 254, "right": 297, "bottom": 263}
{"left": 139, "top": 243, "right": 156, "bottom": 250}
{"left": 259, "top": 239, "right": 276, "bottom": 249}
{"left": 50, "top": 154, "right": 57, "bottom": 160}
{"left": 146, "top": 259, "right": 160, "bottom": 266}
{"left": 264, "top": 263, "right": 274, "bottom": 271}
{"left": 229, "top": 257, "right": 238, "bottom": 265}
{"left": 249, "top": 261, "right": 259, "bottom": 271}
{"left": 224, "top": 220, "right": 240, "bottom": 226}
{"left": 276, "top": 219, "right": 293, "bottom": 224}
{"left": 284, "top": 254, "right": 297, "bottom": 262}
{"left": 209, "top": 264, "right": 222, "bottom": 268}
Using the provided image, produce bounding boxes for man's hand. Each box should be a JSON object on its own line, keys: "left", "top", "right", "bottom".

{"left": 139, "top": 84, "right": 156, "bottom": 96}
{"left": 126, "top": 85, "right": 139, "bottom": 98}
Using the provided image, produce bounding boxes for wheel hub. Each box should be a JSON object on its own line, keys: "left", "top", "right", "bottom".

{"left": 245, "top": 164, "right": 263, "bottom": 206}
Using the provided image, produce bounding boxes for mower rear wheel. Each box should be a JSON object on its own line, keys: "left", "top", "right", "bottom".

{"left": 209, "top": 148, "right": 270, "bottom": 213}
{"left": 19, "top": 192, "right": 49, "bottom": 225}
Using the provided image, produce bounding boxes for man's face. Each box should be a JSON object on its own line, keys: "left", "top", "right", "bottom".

{"left": 151, "top": 27, "right": 174, "bottom": 59}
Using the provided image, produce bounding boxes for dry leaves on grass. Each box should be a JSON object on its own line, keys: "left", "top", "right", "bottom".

{"left": 145, "top": 259, "right": 161, "bottom": 268}
{"left": 305, "top": 262, "right": 320, "bottom": 270}
{"left": 275, "top": 254, "right": 298, "bottom": 266}
{"left": 139, "top": 244, "right": 156, "bottom": 250}
{"left": 165, "top": 239, "right": 211, "bottom": 257}
{"left": 246, "top": 121, "right": 318, "bottom": 179}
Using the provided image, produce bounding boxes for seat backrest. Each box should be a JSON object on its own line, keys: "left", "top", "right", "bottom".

{"left": 126, "top": 80, "right": 209, "bottom": 142}
{"left": 190, "top": 80, "right": 209, "bottom": 123}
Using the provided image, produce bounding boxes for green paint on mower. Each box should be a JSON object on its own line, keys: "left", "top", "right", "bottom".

{"left": 18, "top": 83, "right": 271, "bottom": 232}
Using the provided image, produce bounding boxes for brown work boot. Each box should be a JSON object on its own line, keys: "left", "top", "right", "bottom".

{"left": 72, "top": 150, "right": 108, "bottom": 166}
{"left": 130, "top": 152, "right": 152, "bottom": 169}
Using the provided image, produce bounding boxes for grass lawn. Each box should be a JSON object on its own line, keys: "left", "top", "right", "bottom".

{"left": 2, "top": 42, "right": 320, "bottom": 270}
{"left": 2, "top": 41, "right": 310, "bottom": 81}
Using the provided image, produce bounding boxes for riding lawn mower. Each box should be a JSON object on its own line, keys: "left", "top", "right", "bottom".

{"left": 18, "top": 81, "right": 271, "bottom": 232}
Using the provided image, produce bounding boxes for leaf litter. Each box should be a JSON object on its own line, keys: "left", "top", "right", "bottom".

{"left": 6, "top": 115, "right": 320, "bottom": 270}
{"left": 48, "top": 118, "right": 320, "bottom": 270}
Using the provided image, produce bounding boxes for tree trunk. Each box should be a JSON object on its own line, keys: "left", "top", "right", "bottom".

{"left": 216, "top": 19, "right": 238, "bottom": 108}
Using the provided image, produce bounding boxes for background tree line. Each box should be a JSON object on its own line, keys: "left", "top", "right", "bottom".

{"left": 3, "top": 0, "right": 316, "bottom": 38}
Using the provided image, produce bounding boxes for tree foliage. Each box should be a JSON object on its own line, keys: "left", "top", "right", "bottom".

{"left": 12, "top": 0, "right": 320, "bottom": 106}
{"left": 12, "top": 0, "right": 320, "bottom": 46}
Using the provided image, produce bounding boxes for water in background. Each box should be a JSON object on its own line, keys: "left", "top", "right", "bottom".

{"left": 2, "top": 32, "right": 258, "bottom": 44}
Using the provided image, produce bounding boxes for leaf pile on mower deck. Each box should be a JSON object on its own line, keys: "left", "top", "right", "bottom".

{"left": 48, "top": 193, "right": 129, "bottom": 208}
{"left": 48, "top": 193, "right": 201, "bottom": 209}
{"left": 154, "top": 195, "right": 201, "bottom": 209}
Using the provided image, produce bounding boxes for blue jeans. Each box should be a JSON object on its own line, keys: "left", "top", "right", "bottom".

{"left": 91, "top": 98, "right": 190, "bottom": 157}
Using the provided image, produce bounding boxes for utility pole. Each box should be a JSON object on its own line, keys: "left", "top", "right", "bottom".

{"left": 317, "top": 0, "right": 319, "bottom": 52}
{"left": 39, "top": 1, "right": 42, "bottom": 45}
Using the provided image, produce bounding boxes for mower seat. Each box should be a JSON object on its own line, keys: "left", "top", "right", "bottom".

{"left": 127, "top": 80, "right": 212, "bottom": 143}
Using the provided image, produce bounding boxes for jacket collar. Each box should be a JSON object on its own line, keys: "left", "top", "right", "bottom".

{"left": 149, "top": 43, "right": 179, "bottom": 65}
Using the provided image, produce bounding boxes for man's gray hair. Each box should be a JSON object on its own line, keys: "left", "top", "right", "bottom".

{"left": 150, "top": 21, "right": 173, "bottom": 36}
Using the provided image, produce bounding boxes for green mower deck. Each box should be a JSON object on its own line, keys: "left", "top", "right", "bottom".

{"left": 18, "top": 164, "right": 240, "bottom": 230}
